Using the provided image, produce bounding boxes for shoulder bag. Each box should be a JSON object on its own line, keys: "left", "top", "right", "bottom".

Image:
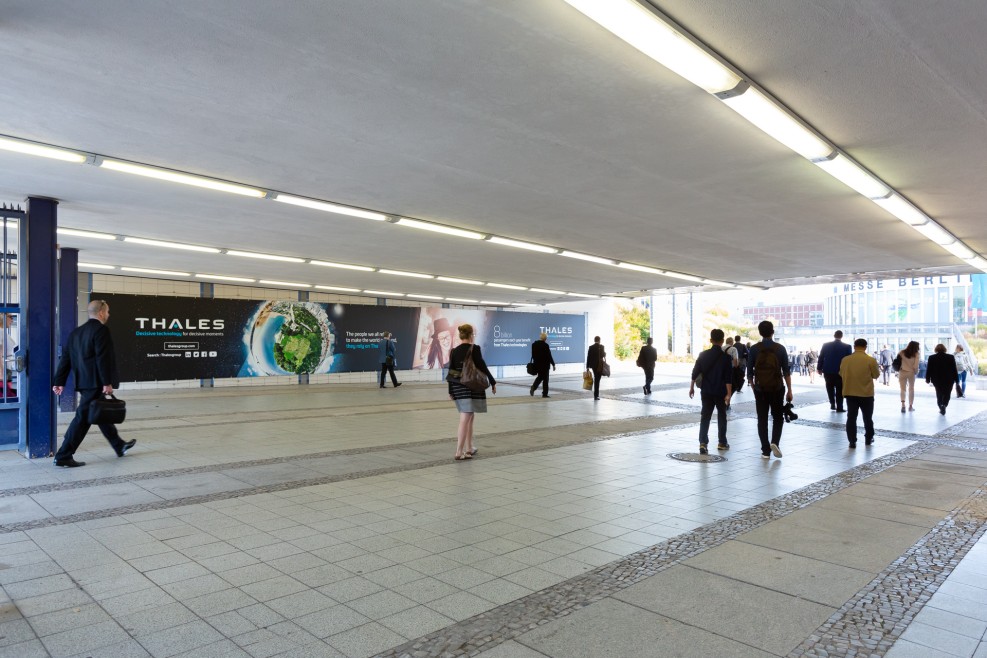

{"left": 460, "top": 345, "right": 490, "bottom": 391}
{"left": 597, "top": 348, "right": 611, "bottom": 378}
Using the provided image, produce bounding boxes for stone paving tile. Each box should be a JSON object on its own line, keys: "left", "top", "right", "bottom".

{"left": 39, "top": 618, "right": 131, "bottom": 658}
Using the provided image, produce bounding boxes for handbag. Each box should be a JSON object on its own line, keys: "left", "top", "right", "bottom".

{"left": 597, "top": 349, "right": 611, "bottom": 377}
{"left": 88, "top": 393, "right": 126, "bottom": 424}
{"left": 460, "top": 346, "right": 490, "bottom": 391}
{"left": 582, "top": 370, "right": 593, "bottom": 390}
{"left": 526, "top": 359, "right": 538, "bottom": 376}
{"left": 635, "top": 357, "right": 642, "bottom": 368}
{"left": 892, "top": 354, "right": 902, "bottom": 373}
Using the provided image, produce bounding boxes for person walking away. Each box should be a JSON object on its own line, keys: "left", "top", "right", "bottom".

{"left": 51, "top": 300, "right": 136, "bottom": 467}
{"left": 723, "top": 337, "right": 739, "bottom": 408}
{"left": 586, "top": 336, "right": 606, "bottom": 401}
{"left": 689, "top": 329, "right": 734, "bottom": 453}
{"left": 733, "top": 336, "right": 749, "bottom": 393}
{"left": 637, "top": 337, "right": 658, "bottom": 395}
{"left": 818, "top": 330, "right": 852, "bottom": 412}
{"left": 898, "top": 341, "right": 921, "bottom": 412}
{"left": 805, "top": 348, "right": 818, "bottom": 384}
{"left": 379, "top": 331, "right": 402, "bottom": 388}
{"left": 878, "top": 345, "right": 894, "bottom": 386}
{"left": 839, "top": 338, "right": 879, "bottom": 448}
{"left": 747, "top": 321, "right": 793, "bottom": 459}
{"left": 447, "top": 324, "right": 496, "bottom": 459}
{"left": 954, "top": 345, "right": 972, "bottom": 398}
{"left": 926, "top": 344, "right": 959, "bottom": 415}
{"left": 529, "top": 332, "right": 556, "bottom": 397}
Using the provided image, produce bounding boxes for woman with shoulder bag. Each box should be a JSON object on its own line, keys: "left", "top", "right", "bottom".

{"left": 447, "top": 324, "right": 496, "bottom": 460}
{"left": 898, "top": 341, "right": 921, "bottom": 412}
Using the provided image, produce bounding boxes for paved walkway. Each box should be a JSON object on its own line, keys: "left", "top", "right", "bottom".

{"left": 1, "top": 370, "right": 985, "bottom": 657}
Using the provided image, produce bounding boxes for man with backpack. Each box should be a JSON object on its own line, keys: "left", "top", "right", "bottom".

{"left": 733, "top": 335, "right": 749, "bottom": 393}
{"left": 746, "top": 320, "right": 793, "bottom": 459}
{"left": 817, "top": 330, "right": 852, "bottom": 411}
{"left": 689, "top": 329, "right": 734, "bottom": 454}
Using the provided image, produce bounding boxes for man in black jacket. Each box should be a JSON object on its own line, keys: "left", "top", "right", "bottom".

{"left": 52, "top": 300, "right": 135, "bottom": 467}
{"left": 689, "top": 329, "right": 734, "bottom": 454}
{"left": 637, "top": 337, "right": 658, "bottom": 394}
{"left": 529, "top": 332, "right": 556, "bottom": 397}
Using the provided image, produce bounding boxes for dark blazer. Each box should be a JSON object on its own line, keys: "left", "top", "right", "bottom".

{"left": 925, "top": 352, "right": 959, "bottom": 387}
{"left": 637, "top": 345, "right": 658, "bottom": 367}
{"left": 531, "top": 340, "right": 555, "bottom": 369}
{"left": 448, "top": 343, "right": 496, "bottom": 386}
{"left": 818, "top": 339, "right": 852, "bottom": 374}
{"left": 586, "top": 343, "right": 606, "bottom": 372}
{"left": 53, "top": 319, "right": 120, "bottom": 390}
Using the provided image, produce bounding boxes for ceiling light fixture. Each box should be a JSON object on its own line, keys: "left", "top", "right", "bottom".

{"left": 661, "top": 272, "right": 706, "bottom": 283}
{"left": 480, "top": 300, "right": 509, "bottom": 305}
{"left": 530, "top": 288, "right": 566, "bottom": 295}
{"left": 315, "top": 285, "right": 361, "bottom": 292}
{"left": 406, "top": 294, "right": 445, "bottom": 300}
{"left": 363, "top": 290, "right": 404, "bottom": 297}
{"left": 871, "top": 194, "right": 930, "bottom": 226}
{"left": 259, "top": 280, "right": 311, "bottom": 288}
{"left": 487, "top": 236, "right": 558, "bottom": 254}
{"left": 124, "top": 237, "right": 221, "bottom": 253}
{"left": 272, "top": 194, "right": 387, "bottom": 221}
{"left": 77, "top": 262, "right": 116, "bottom": 270}
{"left": 720, "top": 87, "right": 833, "bottom": 160}
{"left": 566, "top": 292, "right": 601, "bottom": 298}
{"left": 486, "top": 282, "right": 528, "bottom": 290}
{"left": 57, "top": 228, "right": 117, "bottom": 240}
{"left": 910, "top": 221, "right": 956, "bottom": 245}
{"left": 446, "top": 297, "right": 479, "bottom": 304}
{"left": 559, "top": 250, "right": 615, "bottom": 265}
{"left": 121, "top": 267, "right": 190, "bottom": 276}
{"left": 394, "top": 217, "right": 485, "bottom": 239}
{"left": 617, "top": 262, "right": 665, "bottom": 275}
{"left": 813, "top": 154, "right": 890, "bottom": 199}
{"left": 561, "top": 0, "right": 740, "bottom": 93}
{"left": 0, "top": 135, "right": 88, "bottom": 163}
{"left": 194, "top": 274, "right": 256, "bottom": 282}
{"left": 942, "top": 241, "right": 975, "bottom": 260}
{"left": 967, "top": 257, "right": 987, "bottom": 272}
{"left": 99, "top": 159, "right": 266, "bottom": 197}
{"left": 437, "top": 276, "right": 484, "bottom": 285}
{"left": 378, "top": 269, "right": 434, "bottom": 279}
{"left": 309, "top": 260, "right": 375, "bottom": 272}
{"left": 226, "top": 250, "right": 305, "bottom": 263}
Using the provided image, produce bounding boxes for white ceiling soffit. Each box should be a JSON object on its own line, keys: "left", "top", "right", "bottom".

{"left": 0, "top": 0, "right": 984, "bottom": 304}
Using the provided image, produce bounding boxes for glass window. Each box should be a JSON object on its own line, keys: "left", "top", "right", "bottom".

{"left": 922, "top": 288, "right": 934, "bottom": 324}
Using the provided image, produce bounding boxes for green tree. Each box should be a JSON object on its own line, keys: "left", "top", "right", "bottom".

{"left": 615, "top": 302, "right": 650, "bottom": 360}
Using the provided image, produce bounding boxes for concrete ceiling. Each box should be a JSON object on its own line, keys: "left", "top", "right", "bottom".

{"left": 1, "top": 0, "right": 984, "bottom": 304}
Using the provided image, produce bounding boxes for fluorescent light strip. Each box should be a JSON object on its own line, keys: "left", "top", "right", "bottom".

{"left": 121, "top": 267, "right": 190, "bottom": 276}
{"left": 487, "top": 236, "right": 557, "bottom": 254}
{"left": 226, "top": 250, "right": 305, "bottom": 263}
{"left": 813, "top": 154, "right": 889, "bottom": 199}
{"left": 968, "top": 257, "right": 987, "bottom": 272}
{"left": 480, "top": 301, "right": 509, "bottom": 305}
{"left": 195, "top": 274, "right": 256, "bottom": 282}
{"left": 378, "top": 269, "right": 434, "bottom": 279}
{"left": 446, "top": 297, "right": 479, "bottom": 303}
{"left": 407, "top": 294, "right": 445, "bottom": 300}
{"left": 437, "top": 276, "right": 484, "bottom": 285}
{"left": 910, "top": 221, "right": 955, "bottom": 246}
{"left": 273, "top": 194, "right": 387, "bottom": 221}
{"left": 124, "top": 237, "right": 221, "bottom": 253}
{"left": 99, "top": 159, "right": 265, "bottom": 197}
{"left": 566, "top": 292, "right": 600, "bottom": 298}
{"left": 78, "top": 262, "right": 116, "bottom": 270}
{"left": 363, "top": 290, "right": 404, "bottom": 297}
{"left": 395, "top": 217, "right": 485, "bottom": 240}
{"left": 721, "top": 88, "right": 832, "bottom": 159}
{"left": 0, "top": 135, "right": 88, "bottom": 163}
{"left": 57, "top": 228, "right": 117, "bottom": 240}
{"left": 661, "top": 272, "right": 706, "bottom": 283}
{"left": 513, "top": 303, "right": 540, "bottom": 307}
{"left": 309, "top": 260, "right": 375, "bottom": 272}
{"left": 942, "top": 241, "right": 975, "bottom": 260}
{"left": 530, "top": 288, "right": 566, "bottom": 295}
{"left": 315, "top": 285, "right": 361, "bottom": 292}
{"left": 561, "top": 0, "right": 740, "bottom": 93}
{"left": 617, "top": 262, "right": 665, "bottom": 275}
{"left": 487, "top": 282, "right": 528, "bottom": 290}
{"left": 871, "top": 194, "right": 929, "bottom": 226}
{"left": 559, "top": 251, "right": 615, "bottom": 265}
{"left": 259, "top": 280, "right": 311, "bottom": 288}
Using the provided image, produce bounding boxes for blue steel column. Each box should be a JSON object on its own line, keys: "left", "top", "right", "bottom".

{"left": 57, "top": 248, "right": 78, "bottom": 412}
{"left": 24, "top": 197, "right": 58, "bottom": 458}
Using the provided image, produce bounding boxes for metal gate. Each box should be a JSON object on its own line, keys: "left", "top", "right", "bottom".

{"left": 0, "top": 206, "right": 24, "bottom": 449}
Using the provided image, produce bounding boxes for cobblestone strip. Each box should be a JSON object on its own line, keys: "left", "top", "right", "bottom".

{"left": 376, "top": 442, "right": 934, "bottom": 658}
{"left": 790, "top": 486, "right": 987, "bottom": 658}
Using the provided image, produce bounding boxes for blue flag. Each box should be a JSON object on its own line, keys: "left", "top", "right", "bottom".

{"left": 973, "top": 274, "right": 987, "bottom": 312}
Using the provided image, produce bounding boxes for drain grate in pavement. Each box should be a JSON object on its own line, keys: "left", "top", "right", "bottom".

{"left": 667, "top": 452, "right": 727, "bottom": 463}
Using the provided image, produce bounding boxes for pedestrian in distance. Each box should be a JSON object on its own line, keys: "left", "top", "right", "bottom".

{"left": 818, "top": 330, "right": 852, "bottom": 412}
{"left": 805, "top": 348, "right": 818, "bottom": 384}
{"left": 689, "top": 329, "right": 734, "bottom": 454}
{"left": 878, "top": 344, "right": 894, "bottom": 386}
{"left": 926, "top": 344, "right": 959, "bottom": 415}
{"left": 379, "top": 331, "right": 402, "bottom": 389}
{"left": 898, "top": 341, "right": 921, "bottom": 412}
{"left": 747, "top": 320, "right": 793, "bottom": 459}
{"left": 723, "top": 336, "right": 739, "bottom": 408}
{"left": 839, "top": 338, "right": 879, "bottom": 448}
{"left": 586, "top": 336, "right": 607, "bottom": 401}
{"left": 447, "top": 324, "right": 496, "bottom": 460}
{"left": 637, "top": 337, "right": 658, "bottom": 395}
{"left": 529, "top": 332, "right": 556, "bottom": 397}
{"left": 51, "top": 300, "right": 136, "bottom": 467}
{"left": 733, "top": 336, "right": 749, "bottom": 393}
{"left": 954, "top": 345, "right": 972, "bottom": 398}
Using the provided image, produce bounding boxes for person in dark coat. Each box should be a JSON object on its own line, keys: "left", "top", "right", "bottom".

{"left": 925, "top": 343, "right": 959, "bottom": 415}
{"left": 637, "top": 337, "right": 658, "bottom": 395}
{"left": 379, "top": 331, "right": 402, "bottom": 388}
{"left": 689, "top": 329, "right": 734, "bottom": 453}
{"left": 448, "top": 323, "right": 496, "bottom": 459}
{"left": 529, "top": 332, "right": 556, "bottom": 397}
{"left": 52, "top": 300, "right": 135, "bottom": 467}
{"left": 586, "top": 336, "right": 606, "bottom": 401}
{"left": 817, "top": 330, "right": 853, "bottom": 412}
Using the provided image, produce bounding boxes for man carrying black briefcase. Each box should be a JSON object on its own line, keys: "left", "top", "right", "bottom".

{"left": 51, "top": 299, "right": 135, "bottom": 467}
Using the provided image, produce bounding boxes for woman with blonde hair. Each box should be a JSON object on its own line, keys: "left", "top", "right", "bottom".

{"left": 446, "top": 324, "right": 496, "bottom": 460}
{"left": 898, "top": 341, "right": 921, "bottom": 412}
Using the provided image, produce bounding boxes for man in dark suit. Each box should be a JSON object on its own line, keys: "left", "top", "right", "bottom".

{"left": 52, "top": 300, "right": 135, "bottom": 467}
{"left": 637, "top": 337, "right": 658, "bottom": 394}
{"left": 529, "top": 332, "right": 556, "bottom": 397}
{"left": 586, "top": 336, "right": 607, "bottom": 400}
{"left": 817, "top": 330, "right": 853, "bottom": 412}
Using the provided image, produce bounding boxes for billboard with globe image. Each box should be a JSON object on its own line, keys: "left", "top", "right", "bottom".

{"left": 97, "top": 294, "right": 584, "bottom": 381}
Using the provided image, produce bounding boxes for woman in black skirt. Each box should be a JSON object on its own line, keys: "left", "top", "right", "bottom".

{"left": 447, "top": 323, "right": 496, "bottom": 460}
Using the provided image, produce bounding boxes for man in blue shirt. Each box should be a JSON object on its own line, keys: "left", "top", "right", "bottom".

{"left": 689, "top": 329, "right": 734, "bottom": 454}
{"left": 817, "top": 330, "right": 852, "bottom": 412}
{"left": 379, "top": 331, "right": 402, "bottom": 389}
{"left": 747, "top": 320, "right": 793, "bottom": 459}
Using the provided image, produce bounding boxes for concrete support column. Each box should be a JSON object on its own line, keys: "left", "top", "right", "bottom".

{"left": 651, "top": 296, "right": 671, "bottom": 355}
{"left": 690, "top": 292, "right": 704, "bottom": 357}
{"left": 57, "top": 248, "right": 78, "bottom": 412}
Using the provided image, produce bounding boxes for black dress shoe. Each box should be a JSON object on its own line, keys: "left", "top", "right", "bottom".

{"left": 542, "top": 394, "right": 550, "bottom": 398}
{"left": 394, "top": 382, "right": 402, "bottom": 388}
{"left": 54, "top": 458, "right": 86, "bottom": 468}
{"left": 116, "top": 439, "right": 137, "bottom": 457}
{"left": 848, "top": 442, "right": 856, "bottom": 449}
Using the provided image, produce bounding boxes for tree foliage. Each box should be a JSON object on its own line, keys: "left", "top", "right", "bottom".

{"left": 614, "top": 302, "right": 650, "bottom": 360}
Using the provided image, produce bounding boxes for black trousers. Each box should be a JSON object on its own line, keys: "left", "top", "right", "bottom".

{"left": 732, "top": 367, "right": 745, "bottom": 392}
{"left": 54, "top": 388, "right": 125, "bottom": 460}
{"left": 699, "top": 394, "right": 727, "bottom": 445}
{"left": 823, "top": 373, "right": 844, "bottom": 409}
{"left": 592, "top": 370, "right": 603, "bottom": 398}
{"left": 531, "top": 368, "right": 550, "bottom": 396}
{"left": 933, "top": 383, "right": 953, "bottom": 410}
{"left": 642, "top": 366, "right": 654, "bottom": 392}
{"left": 753, "top": 387, "right": 785, "bottom": 453}
{"left": 845, "top": 395, "right": 874, "bottom": 444}
{"left": 379, "top": 361, "right": 398, "bottom": 387}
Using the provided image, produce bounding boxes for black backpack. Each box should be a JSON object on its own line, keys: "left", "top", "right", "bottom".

{"left": 753, "top": 343, "right": 783, "bottom": 391}
{"left": 735, "top": 342, "right": 749, "bottom": 365}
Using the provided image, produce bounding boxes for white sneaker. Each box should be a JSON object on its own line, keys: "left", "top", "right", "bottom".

{"left": 770, "top": 443, "right": 783, "bottom": 458}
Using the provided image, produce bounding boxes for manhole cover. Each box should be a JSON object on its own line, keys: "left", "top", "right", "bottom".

{"left": 667, "top": 452, "right": 727, "bottom": 463}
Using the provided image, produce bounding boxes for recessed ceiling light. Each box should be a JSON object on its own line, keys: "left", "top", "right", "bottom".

{"left": 57, "top": 228, "right": 117, "bottom": 240}
{"left": 226, "top": 250, "right": 305, "bottom": 263}
{"left": 487, "top": 236, "right": 557, "bottom": 254}
{"left": 121, "top": 267, "right": 190, "bottom": 276}
{"left": 315, "top": 285, "right": 361, "bottom": 292}
{"left": 566, "top": 292, "right": 600, "bottom": 298}
{"left": 378, "top": 269, "right": 434, "bottom": 279}
{"left": 480, "top": 300, "right": 509, "bottom": 305}
{"left": 195, "top": 274, "right": 256, "bottom": 282}
{"left": 363, "top": 290, "right": 404, "bottom": 297}
{"left": 446, "top": 297, "right": 479, "bottom": 303}
{"left": 530, "top": 288, "right": 566, "bottom": 295}
{"left": 77, "top": 262, "right": 116, "bottom": 270}
{"left": 309, "top": 260, "right": 375, "bottom": 272}
{"left": 395, "top": 217, "right": 485, "bottom": 239}
{"left": 559, "top": 251, "right": 615, "bottom": 265}
{"left": 259, "top": 280, "right": 311, "bottom": 288}
{"left": 124, "top": 237, "right": 221, "bottom": 253}
{"left": 617, "top": 262, "right": 665, "bottom": 275}
{"left": 99, "top": 159, "right": 266, "bottom": 197}
{"left": 437, "top": 276, "right": 484, "bottom": 285}
{"left": 273, "top": 194, "right": 387, "bottom": 221}
{"left": 486, "top": 282, "right": 528, "bottom": 290}
{"left": 407, "top": 294, "right": 444, "bottom": 300}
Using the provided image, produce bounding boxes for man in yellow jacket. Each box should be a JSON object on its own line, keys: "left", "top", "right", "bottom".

{"left": 839, "top": 338, "right": 880, "bottom": 448}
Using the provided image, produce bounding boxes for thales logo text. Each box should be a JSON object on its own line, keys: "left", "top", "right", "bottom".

{"left": 135, "top": 318, "right": 225, "bottom": 330}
